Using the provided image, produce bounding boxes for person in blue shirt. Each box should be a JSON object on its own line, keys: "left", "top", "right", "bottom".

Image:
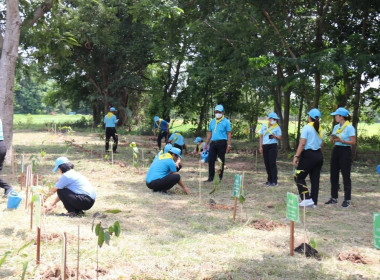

{"left": 153, "top": 116, "right": 169, "bottom": 150}
{"left": 168, "top": 131, "right": 188, "bottom": 154}
{"left": 43, "top": 157, "right": 96, "bottom": 217}
{"left": 292, "top": 108, "right": 324, "bottom": 208}
{"left": 325, "top": 107, "right": 356, "bottom": 208}
{"left": 259, "top": 112, "right": 282, "bottom": 186}
{"left": 190, "top": 137, "right": 206, "bottom": 156}
{"left": 146, "top": 147, "right": 191, "bottom": 194}
{"left": 104, "top": 107, "right": 119, "bottom": 153}
{"left": 204, "top": 105, "right": 232, "bottom": 182}
{"left": 0, "top": 118, "right": 13, "bottom": 198}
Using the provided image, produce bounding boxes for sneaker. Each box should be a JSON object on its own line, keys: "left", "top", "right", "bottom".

{"left": 341, "top": 200, "right": 350, "bottom": 208}
{"left": 2, "top": 187, "right": 13, "bottom": 199}
{"left": 270, "top": 182, "right": 278, "bottom": 187}
{"left": 264, "top": 182, "right": 270, "bottom": 186}
{"left": 325, "top": 198, "right": 338, "bottom": 205}
{"left": 307, "top": 204, "right": 317, "bottom": 208}
{"left": 299, "top": 199, "right": 314, "bottom": 207}
{"left": 204, "top": 179, "right": 213, "bottom": 183}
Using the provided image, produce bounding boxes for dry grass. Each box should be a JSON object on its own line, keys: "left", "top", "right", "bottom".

{"left": 0, "top": 131, "right": 379, "bottom": 279}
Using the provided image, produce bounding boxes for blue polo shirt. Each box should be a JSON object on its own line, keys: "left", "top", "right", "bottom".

{"left": 332, "top": 122, "right": 356, "bottom": 147}
{"left": 260, "top": 123, "right": 282, "bottom": 145}
{"left": 146, "top": 153, "right": 177, "bottom": 183}
{"left": 154, "top": 119, "right": 169, "bottom": 131}
{"left": 208, "top": 117, "right": 231, "bottom": 141}
{"left": 55, "top": 170, "right": 96, "bottom": 200}
{"left": 104, "top": 113, "right": 117, "bottom": 128}
{"left": 301, "top": 124, "right": 324, "bottom": 150}
{"left": 169, "top": 132, "right": 185, "bottom": 146}
{"left": 0, "top": 119, "right": 3, "bottom": 141}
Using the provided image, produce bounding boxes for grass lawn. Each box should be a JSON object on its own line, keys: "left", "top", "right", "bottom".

{"left": 0, "top": 130, "right": 379, "bottom": 279}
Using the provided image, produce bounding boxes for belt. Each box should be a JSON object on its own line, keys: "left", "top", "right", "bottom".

{"left": 211, "top": 140, "right": 227, "bottom": 143}
{"left": 263, "top": 143, "right": 277, "bottom": 146}
{"left": 304, "top": 149, "right": 321, "bottom": 151}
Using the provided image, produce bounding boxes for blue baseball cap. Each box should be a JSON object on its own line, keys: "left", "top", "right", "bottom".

{"left": 52, "top": 157, "right": 70, "bottom": 172}
{"left": 153, "top": 116, "right": 159, "bottom": 122}
{"left": 308, "top": 108, "right": 321, "bottom": 119}
{"left": 377, "top": 165, "right": 380, "bottom": 175}
{"left": 268, "top": 112, "right": 280, "bottom": 120}
{"left": 169, "top": 147, "right": 182, "bottom": 158}
{"left": 214, "top": 104, "right": 224, "bottom": 112}
{"left": 110, "top": 107, "right": 117, "bottom": 112}
{"left": 330, "top": 107, "right": 349, "bottom": 117}
{"left": 193, "top": 137, "right": 203, "bottom": 143}
{"left": 164, "top": 143, "right": 173, "bottom": 153}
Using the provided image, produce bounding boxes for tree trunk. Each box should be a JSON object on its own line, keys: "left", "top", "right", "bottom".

{"left": 295, "top": 95, "right": 304, "bottom": 150}
{"left": 282, "top": 88, "right": 291, "bottom": 150}
{"left": 351, "top": 74, "right": 361, "bottom": 160}
{"left": 0, "top": 0, "right": 21, "bottom": 162}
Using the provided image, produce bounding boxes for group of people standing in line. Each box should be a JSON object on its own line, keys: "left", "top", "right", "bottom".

{"left": 0, "top": 105, "right": 356, "bottom": 217}
{"left": 147, "top": 105, "right": 356, "bottom": 209}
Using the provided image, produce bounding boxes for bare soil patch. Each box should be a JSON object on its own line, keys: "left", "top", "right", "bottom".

{"left": 41, "top": 265, "right": 107, "bottom": 280}
{"left": 249, "top": 219, "right": 286, "bottom": 231}
{"left": 338, "top": 251, "right": 368, "bottom": 264}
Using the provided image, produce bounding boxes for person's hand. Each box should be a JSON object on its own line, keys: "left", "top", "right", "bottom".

{"left": 44, "top": 204, "right": 54, "bottom": 214}
{"left": 183, "top": 186, "right": 191, "bottom": 195}
{"left": 226, "top": 145, "right": 231, "bottom": 153}
{"left": 259, "top": 147, "right": 263, "bottom": 156}
{"left": 269, "top": 134, "right": 275, "bottom": 139}
{"left": 292, "top": 156, "right": 299, "bottom": 167}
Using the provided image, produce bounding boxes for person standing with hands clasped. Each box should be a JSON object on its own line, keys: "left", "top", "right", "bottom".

{"left": 204, "top": 105, "right": 231, "bottom": 182}
{"left": 325, "top": 108, "right": 356, "bottom": 208}
{"left": 259, "top": 112, "right": 282, "bottom": 186}
{"left": 293, "top": 109, "right": 324, "bottom": 208}
{"left": 104, "top": 107, "right": 119, "bottom": 153}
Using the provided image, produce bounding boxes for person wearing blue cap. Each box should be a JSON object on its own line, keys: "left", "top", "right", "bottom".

{"left": 43, "top": 157, "right": 96, "bottom": 217}
{"left": 146, "top": 147, "right": 191, "bottom": 194}
{"left": 155, "top": 143, "right": 182, "bottom": 172}
{"left": 153, "top": 116, "right": 169, "bottom": 150}
{"left": 292, "top": 108, "right": 324, "bottom": 208}
{"left": 204, "top": 104, "right": 232, "bottom": 182}
{"left": 190, "top": 137, "right": 207, "bottom": 156}
{"left": 0, "top": 118, "right": 13, "bottom": 198}
{"left": 168, "top": 130, "right": 188, "bottom": 154}
{"left": 259, "top": 112, "right": 282, "bottom": 186}
{"left": 104, "top": 107, "right": 119, "bottom": 153}
{"left": 325, "top": 107, "right": 356, "bottom": 208}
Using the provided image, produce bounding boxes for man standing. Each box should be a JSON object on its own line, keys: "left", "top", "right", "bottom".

{"left": 0, "top": 118, "right": 13, "bottom": 198}
{"left": 104, "top": 107, "right": 119, "bottom": 153}
{"left": 204, "top": 105, "right": 232, "bottom": 182}
{"left": 153, "top": 116, "right": 169, "bottom": 150}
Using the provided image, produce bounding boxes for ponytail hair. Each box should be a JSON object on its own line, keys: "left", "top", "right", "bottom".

{"left": 343, "top": 115, "right": 351, "bottom": 121}
{"left": 311, "top": 116, "right": 320, "bottom": 132}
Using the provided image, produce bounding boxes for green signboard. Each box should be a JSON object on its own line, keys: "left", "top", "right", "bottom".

{"left": 286, "top": 192, "right": 299, "bottom": 223}
{"left": 374, "top": 213, "right": 380, "bottom": 249}
{"left": 233, "top": 174, "right": 242, "bottom": 197}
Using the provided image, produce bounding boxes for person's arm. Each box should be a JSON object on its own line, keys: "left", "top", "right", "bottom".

{"left": 154, "top": 128, "right": 157, "bottom": 137}
{"left": 335, "top": 135, "right": 356, "bottom": 146}
{"left": 226, "top": 132, "right": 232, "bottom": 153}
{"left": 183, "top": 144, "right": 188, "bottom": 154}
{"left": 43, "top": 187, "right": 60, "bottom": 213}
{"left": 292, "top": 138, "right": 306, "bottom": 167}
{"left": 259, "top": 134, "right": 263, "bottom": 156}
{"left": 205, "top": 131, "right": 212, "bottom": 147}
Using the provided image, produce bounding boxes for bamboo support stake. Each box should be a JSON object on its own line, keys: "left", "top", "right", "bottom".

{"left": 62, "top": 232, "right": 67, "bottom": 280}
{"left": 77, "top": 225, "right": 80, "bottom": 280}
{"left": 303, "top": 193, "right": 306, "bottom": 257}
{"left": 37, "top": 227, "right": 41, "bottom": 264}
{"left": 11, "top": 149, "right": 15, "bottom": 184}
{"left": 198, "top": 160, "right": 202, "bottom": 204}
{"left": 255, "top": 150, "right": 258, "bottom": 172}
{"left": 30, "top": 202, "right": 34, "bottom": 231}
{"left": 290, "top": 221, "right": 295, "bottom": 256}
{"left": 232, "top": 197, "right": 238, "bottom": 223}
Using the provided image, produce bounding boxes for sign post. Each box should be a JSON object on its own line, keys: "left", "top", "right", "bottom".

{"left": 286, "top": 192, "right": 300, "bottom": 256}
{"left": 374, "top": 213, "right": 380, "bottom": 249}
{"left": 232, "top": 174, "right": 242, "bottom": 222}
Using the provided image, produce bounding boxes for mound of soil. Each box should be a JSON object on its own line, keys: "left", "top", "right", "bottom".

{"left": 294, "top": 243, "right": 319, "bottom": 258}
{"left": 249, "top": 219, "right": 286, "bottom": 231}
{"left": 338, "top": 251, "right": 368, "bottom": 264}
{"left": 41, "top": 265, "right": 107, "bottom": 279}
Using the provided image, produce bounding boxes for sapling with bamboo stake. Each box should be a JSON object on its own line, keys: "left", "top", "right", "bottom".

{"left": 209, "top": 158, "right": 223, "bottom": 195}
{"left": 129, "top": 142, "right": 139, "bottom": 171}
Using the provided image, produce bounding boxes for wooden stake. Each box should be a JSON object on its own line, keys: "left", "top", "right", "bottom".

{"left": 111, "top": 150, "right": 114, "bottom": 165}
{"left": 37, "top": 227, "right": 41, "bottom": 265}
{"left": 30, "top": 202, "right": 34, "bottom": 231}
{"left": 11, "top": 149, "right": 15, "bottom": 184}
{"left": 303, "top": 193, "right": 306, "bottom": 257}
{"left": 232, "top": 197, "right": 238, "bottom": 223}
{"left": 255, "top": 150, "right": 258, "bottom": 172}
{"left": 290, "top": 221, "right": 294, "bottom": 256}
{"left": 198, "top": 160, "right": 202, "bottom": 204}
{"left": 77, "top": 225, "right": 80, "bottom": 280}
{"left": 62, "top": 232, "right": 67, "bottom": 280}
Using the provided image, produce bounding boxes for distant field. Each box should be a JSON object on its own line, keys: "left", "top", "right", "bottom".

{"left": 14, "top": 114, "right": 92, "bottom": 124}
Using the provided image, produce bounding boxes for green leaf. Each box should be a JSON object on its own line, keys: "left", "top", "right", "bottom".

{"left": 238, "top": 189, "right": 247, "bottom": 204}
{"left": 114, "top": 221, "right": 121, "bottom": 237}
{"left": 95, "top": 223, "right": 102, "bottom": 236}
{"left": 104, "top": 154, "right": 109, "bottom": 159}
{"left": 0, "top": 252, "right": 11, "bottom": 267}
{"left": 98, "top": 227, "right": 105, "bottom": 248}
{"left": 17, "top": 241, "right": 34, "bottom": 254}
{"left": 310, "top": 237, "right": 317, "bottom": 249}
{"left": 133, "top": 152, "right": 138, "bottom": 159}
{"left": 108, "top": 226, "right": 114, "bottom": 234}
{"left": 104, "top": 231, "right": 111, "bottom": 246}
{"left": 21, "top": 261, "right": 28, "bottom": 280}
{"left": 104, "top": 209, "right": 121, "bottom": 214}
{"left": 129, "top": 142, "right": 137, "bottom": 148}
{"left": 133, "top": 147, "right": 139, "bottom": 153}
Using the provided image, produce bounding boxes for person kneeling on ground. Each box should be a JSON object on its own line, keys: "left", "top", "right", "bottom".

{"left": 146, "top": 147, "right": 190, "bottom": 194}
{"left": 44, "top": 157, "right": 96, "bottom": 217}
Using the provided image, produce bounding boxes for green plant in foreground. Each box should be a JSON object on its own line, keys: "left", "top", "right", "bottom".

{"left": 129, "top": 142, "right": 139, "bottom": 168}
{"left": 209, "top": 158, "right": 223, "bottom": 195}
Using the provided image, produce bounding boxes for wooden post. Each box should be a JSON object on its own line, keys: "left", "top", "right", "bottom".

{"left": 232, "top": 197, "right": 238, "bottom": 222}
{"left": 77, "top": 225, "right": 80, "bottom": 280}
{"left": 111, "top": 150, "right": 114, "bottom": 165}
{"left": 11, "top": 149, "right": 15, "bottom": 184}
{"left": 25, "top": 166, "right": 31, "bottom": 210}
{"left": 255, "top": 150, "right": 258, "bottom": 172}
{"left": 62, "top": 232, "right": 67, "bottom": 280}
{"left": 303, "top": 193, "right": 306, "bottom": 257}
{"left": 290, "top": 221, "right": 294, "bottom": 256}
{"left": 37, "top": 227, "right": 41, "bottom": 264}
{"left": 30, "top": 202, "right": 34, "bottom": 230}
{"left": 198, "top": 160, "right": 202, "bottom": 204}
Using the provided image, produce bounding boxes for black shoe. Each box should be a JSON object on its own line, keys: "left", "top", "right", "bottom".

{"left": 113, "top": 151, "right": 118, "bottom": 154}
{"left": 341, "top": 200, "right": 350, "bottom": 208}
{"left": 204, "top": 179, "right": 213, "bottom": 183}
{"left": 269, "top": 182, "right": 278, "bottom": 187}
{"left": 264, "top": 182, "right": 270, "bottom": 186}
{"left": 2, "top": 187, "right": 13, "bottom": 199}
{"left": 325, "top": 198, "right": 338, "bottom": 205}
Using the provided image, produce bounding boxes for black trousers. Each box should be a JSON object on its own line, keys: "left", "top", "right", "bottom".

{"left": 157, "top": 131, "right": 168, "bottom": 150}
{"left": 105, "top": 127, "right": 118, "bottom": 152}
{"left": 294, "top": 149, "right": 323, "bottom": 205}
{"left": 57, "top": 188, "right": 95, "bottom": 213}
{"left": 263, "top": 144, "right": 278, "bottom": 184}
{"left": 0, "top": 141, "right": 12, "bottom": 193}
{"left": 208, "top": 140, "right": 227, "bottom": 181}
{"left": 330, "top": 146, "right": 352, "bottom": 201}
{"left": 146, "top": 174, "right": 180, "bottom": 192}
{"left": 173, "top": 143, "right": 183, "bottom": 152}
